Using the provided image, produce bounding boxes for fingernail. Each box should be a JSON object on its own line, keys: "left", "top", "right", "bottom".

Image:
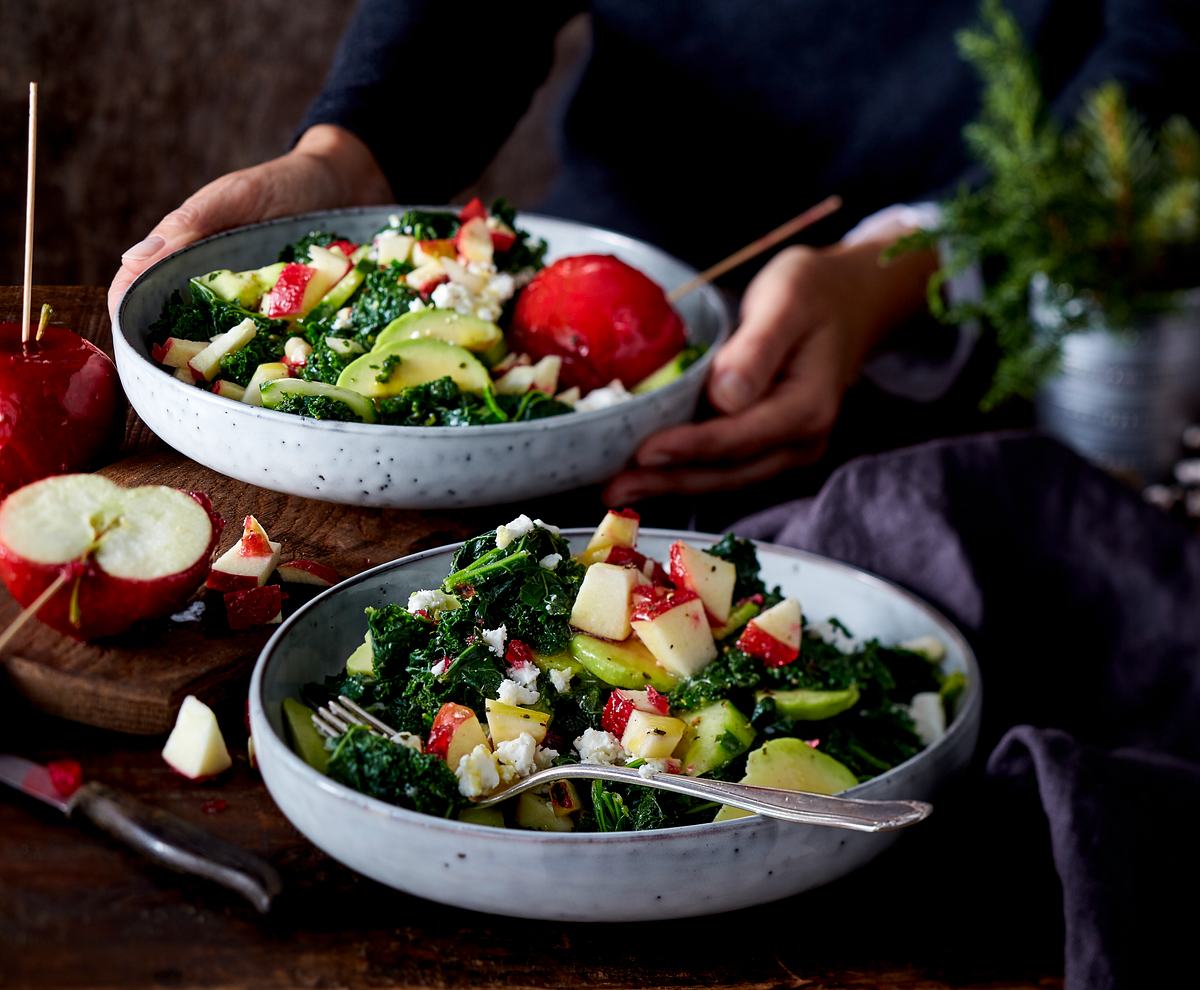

{"left": 121, "top": 235, "right": 164, "bottom": 261}
{"left": 712, "top": 371, "right": 753, "bottom": 411}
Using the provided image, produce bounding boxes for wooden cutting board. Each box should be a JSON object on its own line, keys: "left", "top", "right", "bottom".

{"left": 0, "top": 288, "right": 487, "bottom": 734}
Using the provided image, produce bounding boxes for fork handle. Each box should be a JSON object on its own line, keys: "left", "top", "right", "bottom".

{"left": 70, "top": 782, "right": 283, "bottom": 912}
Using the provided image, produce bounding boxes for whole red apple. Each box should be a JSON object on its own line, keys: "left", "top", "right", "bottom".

{"left": 0, "top": 322, "right": 120, "bottom": 499}
{"left": 510, "top": 255, "right": 686, "bottom": 392}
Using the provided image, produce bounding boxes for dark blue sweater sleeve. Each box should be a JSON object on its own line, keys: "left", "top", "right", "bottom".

{"left": 299, "top": 0, "right": 581, "bottom": 201}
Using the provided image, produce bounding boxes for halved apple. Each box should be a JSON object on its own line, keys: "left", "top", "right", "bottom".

{"left": 0, "top": 474, "right": 221, "bottom": 640}
{"left": 162, "top": 695, "right": 232, "bottom": 779}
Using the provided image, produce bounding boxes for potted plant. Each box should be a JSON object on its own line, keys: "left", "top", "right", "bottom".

{"left": 898, "top": 0, "right": 1200, "bottom": 480}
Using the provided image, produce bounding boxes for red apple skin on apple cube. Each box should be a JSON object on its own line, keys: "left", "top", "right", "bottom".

{"left": 736, "top": 623, "right": 799, "bottom": 667}
{"left": 459, "top": 197, "right": 488, "bottom": 222}
{"left": 601, "top": 687, "right": 671, "bottom": 736}
{"left": 668, "top": 541, "right": 736, "bottom": 625}
{"left": 427, "top": 702, "right": 489, "bottom": 769}
{"left": 0, "top": 324, "right": 120, "bottom": 499}
{"left": 276, "top": 559, "right": 339, "bottom": 587}
{"left": 224, "top": 585, "right": 282, "bottom": 631}
{"left": 327, "top": 240, "right": 358, "bottom": 258}
{"left": 736, "top": 598, "right": 803, "bottom": 667}
{"left": 510, "top": 255, "right": 686, "bottom": 392}
{"left": 261, "top": 263, "right": 316, "bottom": 318}
{"left": 0, "top": 477, "right": 222, "bottom": 640}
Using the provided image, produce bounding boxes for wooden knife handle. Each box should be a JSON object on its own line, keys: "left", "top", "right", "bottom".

{"left": 70, "top": 782, "right": 282, "bottom": 912}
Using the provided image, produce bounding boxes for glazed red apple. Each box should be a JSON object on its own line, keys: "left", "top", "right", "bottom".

{"left": 510, "top": 255, "right": 686, "bottom": 392}
{"left": 0, "top": 474, "right": 222, "bottom": 640}
{"left": 0, "top": 323, "right": 120, "bottom": 499}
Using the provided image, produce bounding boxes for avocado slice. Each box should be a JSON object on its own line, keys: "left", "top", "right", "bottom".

{"left": 282, "top": 697, "right": 329, "bottom": 774}
{"left": 259, "top": 378, "right": 377, "bottom": 423}
{"left": 755, "top": 685, "right": 860, "bottom": 721}
{"left": 674, "top": 700, "right": 756, "bottom": 776}
{"left": 458, "top": 806, "right": 506, "bottom": 828}
{"left": 569, "top": 634, "right": 680, "bottom": 692}
{"left": 713, "top": 737, "right": 858, "bottom": 822}
{"left": 375, "top": 310, "right": 504, "bottom": 355}
{"left": 336, "top": 338, "right": 491, "bottom": 398}
{"left": 711, "top": 598, "right": 761, "bottom": 640}
{"left": 345, "top": 632, "right": 373, "bottom": 676}
{"left": 192, "top": 269, "right": 261, "bottom": 309}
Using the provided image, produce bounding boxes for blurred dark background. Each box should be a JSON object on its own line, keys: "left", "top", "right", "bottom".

{"left": 0, "top": 2, "right": 589, "bottom": 287}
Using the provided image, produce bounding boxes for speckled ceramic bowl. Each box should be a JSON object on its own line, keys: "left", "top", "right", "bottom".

{"left": 113, "top": 208, "right": 732, "bottom": 508}
{"left": 249, "top": 530, "right": 982, "bottom": 921}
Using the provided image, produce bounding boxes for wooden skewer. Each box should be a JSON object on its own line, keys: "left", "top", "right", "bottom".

{"left": 21, "top": 82, "right": 38, "bottom": 345}
{"left": 667, "top": 194, "right": 842, "bottom": 303}
{"left": 0, "top": 572, "right": 68, "bottom": 656}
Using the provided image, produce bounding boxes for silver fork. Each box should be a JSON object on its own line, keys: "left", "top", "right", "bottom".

{"left": 313, "top": 695, "right": 932, "bottom": 833}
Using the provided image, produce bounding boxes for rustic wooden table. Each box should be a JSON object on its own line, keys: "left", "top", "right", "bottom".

{"left": 0, "top": 288, "right": 1063, "bottom": 990}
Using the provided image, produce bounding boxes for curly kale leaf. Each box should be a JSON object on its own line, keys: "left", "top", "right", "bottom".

{"left": 148, "top": 290, "right": 213, "bottom": 342}
{"left": 278, "top": 229, "right": 348, "bottom": 263}
{"left": 494, "top": 390, "right": 573, "bottom": 422}
{"left": 300, "top": 337, "right": 354, "bottom": 385}
{"left": 384, "top": 210, "right": 459, "bottom": 242}
{"left": 587, "top": 780, "right": 631, "bottom": 832}
{"left": 218, "top": 329, "right": 286, "bottom": 386}
{"left": 327, "top": 725, "right": 462, "bottom": 817}
{"left": 367, "top": 605, "right": 435, "bottom": 681}
{"left": 272, "top": 392, "right": 363, "bottom": 422}
{"left": 705, "top": 535, "right": 768, "bottom": 601}
{"left": 349, "top": 263, "right": 421, "bottom": 345}
{"left": 670, "top": 647, "right": 762, "bottom": 711}
{"left": 391, "top": 641, "right": 507, "bottom": 735}
{"left": 375, "top": 377, "right": 498, "bottom": 426}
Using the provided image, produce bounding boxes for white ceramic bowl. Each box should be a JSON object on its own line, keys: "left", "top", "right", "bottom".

{"left": 114, "top": 208, "right": 732, "bottom": 508}
{"left": 249, "top": 530, "right": 982, "bottom": 921}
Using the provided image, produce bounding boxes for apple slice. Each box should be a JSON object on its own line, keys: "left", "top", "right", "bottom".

{"left": 406, "top": 260, "right": 449, "bottom": 295}
{"left": 427, "top": 703, "right": 491, "bottom": 769}
{"left": 458, "top": 197, "right": 488, "bottom": 222}
{"left": 568, "top": 562, "right": 641, "bottom": 642}
{"left": 487, "top": 216, "right": 518, "bottom": 252}
{"left": 630, "top": 586, "right": 717, "bottom": 677}
{"left": 152, "top": 337, "right": 206, "bottom": 369}
{"left": 162, "top": 695, "right": 232, "bottom": 779}
{"left": 261, "top": 250, "right": 349, "bottom": 319}
{"left": 205, "top": 515, "right": 281, "bottom": 592}
{"left": 621, "top": 709, "right": 687, "bottom": 759}
{"left": 224, "top": 584, "right": 282, "bottom": 630}
{"left": 211, "top": 380, "right": 246, "bottom": 401}
{"left": 283, "top": 336, "right": 312, "bottom": 371}
{"left": 326, "top": 239, "right": 358, "bottom": 258}
{"left": 599, "top": 545, "right": 671, "bottom": 585}
{"left": 174, "top": 366, "right": 196, "bottom": 383}
{"left": 241, "top": 362, "right": 290, "bottom": 406}
{"left": 600, "top": 687, "right": 671, "bottom": 737}
{"left": 584, "top": 508, "right": 640, "bottom": 554}
{"left": 276, "top": 559, "right": 339, "bottom": 587}
{"left": 0, "top": 474, "right": 220, "bottom": 640}
{"left": 485, "top": 698, "right": 550, "bottom": 746}
{"left": 455, "top": 216, "right": 494, "bottom": 265}
{"left": 187, "top": 318, "right": 258, "bottom": 382}
{"left": 412, "top": 238, "right": 456, "bottom": 266}
{"left": 737, "top": 598, "right": 802, "bottom": 667}
{"left": 669, "top": 540, "right": 736, "bottom": 624}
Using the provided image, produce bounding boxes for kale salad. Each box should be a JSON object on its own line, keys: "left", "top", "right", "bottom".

{"left": 284, "top": 511, "right": 964, "bottom": 833}
{"left": 147, "top": 200, "right": 702, "bottom": 427}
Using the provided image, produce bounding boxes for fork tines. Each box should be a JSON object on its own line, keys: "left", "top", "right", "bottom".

{"left": 311, "top": 695, "right": 398, "bottom": 740}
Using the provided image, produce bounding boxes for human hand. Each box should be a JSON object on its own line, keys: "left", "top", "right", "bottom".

{"left": 107, "top": 125, "right": 391, "bottom": 320}
{"left": 601, "top": 232, "right": 937, "bottom": 505}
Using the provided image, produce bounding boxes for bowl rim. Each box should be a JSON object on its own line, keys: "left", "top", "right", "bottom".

{"left": 250, "top": 527, "right": 982, "bottom": 844}
{"left": 113, "top": 205, "right": 734, "bottom": 438}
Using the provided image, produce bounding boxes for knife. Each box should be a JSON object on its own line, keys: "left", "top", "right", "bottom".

{"left": 0, "top": 754, "right": 282, "bottom": 912}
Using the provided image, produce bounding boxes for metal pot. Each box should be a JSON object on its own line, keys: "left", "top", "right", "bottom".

{"left": 1032, "top": 276, "right": 1200, "bottom": 481}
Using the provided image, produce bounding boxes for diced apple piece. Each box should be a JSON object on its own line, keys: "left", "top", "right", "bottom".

{"left": 205, "top": 515, "right": 282, "bottom": 592}
{"left": 276, "top": 559, "right": 339, "bottom": 587}
{"left": 484, "top": 698, "right": 549, "bottom": 746}
{"left": 621, "top": 709, "right": 686, "bottom": 759}
{"left": 455, "top": 216, "right": 494, "bottom": 265}
{"left": 427, "top": 702, "right": 491, "bottom": 769}
{"left": 555, "top": 386, "right": 580, "bottom": 406}
{"left": 569, "top": 562, "right": 640, "bottom": 641}
{"left": 493, "top": 364, "right": 537, "bottom": 395}
{"left": 374, "top": 231, "right": 415, "bottom": 266}
{"left": 487, "top": 216, "right": 518, "bottom": 252}
{"left": 345, "top": 633, "right": 373, "bottom": 676}
{"left": 283, "top": 336, "right": 312, "bottom": 370}
{"left": 531, "top": 355, "right": 561, "bottom": 394}
{"left": 406, "top": 260, "right": 449, "bottom": 295}
{"left": 493, "top": 356, "right": 561, "bottom": 396}
{"left": 584, "top": 508, "right": 640, "bottom": 553}
{"left": 241, "top": 362, "right": 290, "bottom": 406}
{"left": 224, "top": 584, "right": 282, "bottom": 630}
{"left": 261, "top": 251, "right": 347, "bottom": 319}
{"left": 441, "top": 256, "right": 488, "bottom": 294}
{"left": 900, "top": 635, "right": 946, "bottom": 662}
{"left": 669, "top": 540, "right": 736, "bottom": 624}
{"left": 187, "top": 318, "right": 257, "bottom": 382}
{"left": 631, "top": 587, "right": 717, "bottom": 678}
{"left": 152, "top": 337, "right": 207, "bottom": 369}
{"left": 412, "top": 238, "right": 456, "bottom": 266}
{"left": 458, "top": 197, "right": 488, "bottom": 222}
{"left": 515, "top": 792, "right": 574, "bottom": 832}
{"left": 548, "top": 779, "right": 581, "bottom": 816}
{"left": 737, "top": 598, "right": 802, "bottom": 667}
{"left": 161, "top": 695, "right": 232, "bottom": 779}
{"left": 326, "top": 239, "right": 358, "bottom": 258}
{"left": 211, "top": 380, "right": 246, "bottom": 401}
{"left": 174, "top": 366, "right": 196, "bottom": 383}
{"left": 600, "top": 687, "right": 670, "bottom": 737}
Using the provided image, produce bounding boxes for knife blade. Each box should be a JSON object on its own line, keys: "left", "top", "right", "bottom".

{"left": 1, "top": 753, "right": 282, "bottom": 912}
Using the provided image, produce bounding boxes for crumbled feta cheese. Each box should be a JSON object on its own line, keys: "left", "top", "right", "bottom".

{"left": 497, "top": 677, "right": 539, "bottom": 706}
{"left": 430, "top": 658, "right": 449, "bottom": 677}
{"left": 494, "top": 732, "right": 539, "bottom": 784}
{"left": 533, "top": 518, "right": 561, "bottom": 536}
{"left": 407, "top": 297, "right": 428, "bottom": 313}
{"left": 574, "top": 728, "right": 627, "bottom": 765}
{"left": 455, "top": 743, "right": 500, "bottom": 798}
{"left": 508, "top": 662, "right": 539, "bottom": 689}
{"left": 331, "top": 306, "right": 353, "bottom": 331}
{"left": 387, "top": 212, "right": 402, "bottom": 228}
{"left": 495, "top": 514, "right": 535, "bottom": 549}
{"left": 390, "top": 731, "right": 424, "bottom": 752}
{"left": 908, "top": 692, "right": 946, "bottom": 746}
{"left": 430, "top": 280, "right": 474, "bottom": 315}
{"left": 539, "top": 553, "right": 562, "bottom": 571}
{"left": 534, "top": 746, "right": 559, "bottom": 770}
{"left": 407, "top": 588, "right": 459, "bottom": 617}
{"left": 481, "top": 624, "right": 507, "bottom": 656}
{"left": 466, "top": 260, "right": 498, "bottom": 278}
{"left": 574, "top": 379, "right": 633, "bottom": 413}
{"left": 548, "top": 667, "right": 574, "bottom": 694}
{"left": 635, "top": 758, "right": 672, "bottom": 779}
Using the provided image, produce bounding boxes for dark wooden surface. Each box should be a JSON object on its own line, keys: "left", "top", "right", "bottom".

{"left": 0, "top": 288, "right": 1064, "bottom": 990}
